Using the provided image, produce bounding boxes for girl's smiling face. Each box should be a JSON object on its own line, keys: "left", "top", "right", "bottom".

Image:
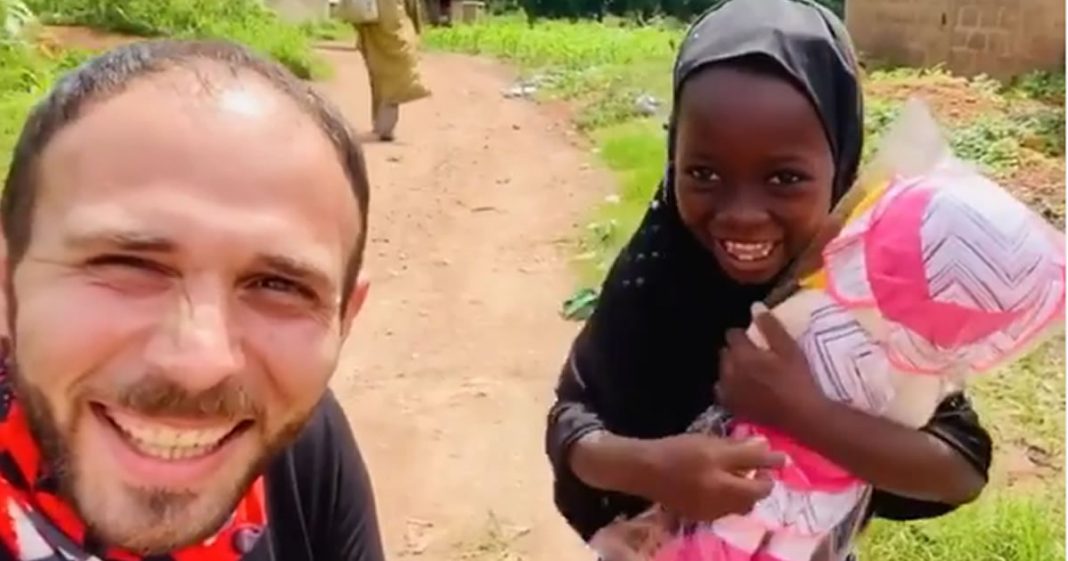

{"left": 673, "top": 63, "right": 835, "bottom": 285}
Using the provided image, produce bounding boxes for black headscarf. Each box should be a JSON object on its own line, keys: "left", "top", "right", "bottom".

{"left": 667, "top": 0, "right": 863, "bottom": 201}
{"left": 546, "top": 0, "right": 990, "bottom": 542}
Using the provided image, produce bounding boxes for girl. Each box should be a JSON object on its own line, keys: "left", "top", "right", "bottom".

{"left": 544, "top": 0, "right": 991, "bottom": 559}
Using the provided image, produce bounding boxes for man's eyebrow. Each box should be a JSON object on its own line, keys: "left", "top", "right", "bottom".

{"left": 257, "top": 254, "right": 336, "bottom": 291}
{"left": 64, "top": 230, "right": 177, "bottom": 252}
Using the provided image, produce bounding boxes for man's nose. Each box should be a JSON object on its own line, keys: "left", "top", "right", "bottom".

{"left": 144, "top": 280, "right": 245, "bottom": 392}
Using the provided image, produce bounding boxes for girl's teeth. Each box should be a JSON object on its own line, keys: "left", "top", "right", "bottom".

{"left": 723, "top": 241, "right": 775, "bottom": 261}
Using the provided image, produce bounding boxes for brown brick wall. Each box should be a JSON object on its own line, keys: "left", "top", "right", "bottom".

{"left": 846, "top": 0, "right": 1065, "bottom": 79}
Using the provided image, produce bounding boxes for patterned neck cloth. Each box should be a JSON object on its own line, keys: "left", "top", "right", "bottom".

{"left": 0, "top": 361, "right": 268, "bottom": 561}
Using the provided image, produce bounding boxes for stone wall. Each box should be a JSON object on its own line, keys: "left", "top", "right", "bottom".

{"left": 846, "top": 0, "right": 1065, "bottom": 79}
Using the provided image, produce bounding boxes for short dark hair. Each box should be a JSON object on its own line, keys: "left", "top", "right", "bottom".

{"left": 2, "top": 39, "right": 370, "bottom": 298}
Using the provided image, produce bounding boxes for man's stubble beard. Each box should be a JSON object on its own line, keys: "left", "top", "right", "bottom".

{"left": 4, "top": 353, "right": 310, "bottom": 555}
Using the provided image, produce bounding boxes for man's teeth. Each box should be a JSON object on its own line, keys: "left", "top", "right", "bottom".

{"left": 107, "top": 412, "right": 236, "bottom": 461}
{"left": 127, "top": 439, "right": 219, "bottom": 461}
{"left": 722, "top": 240, "right": 775, "bottom": 262}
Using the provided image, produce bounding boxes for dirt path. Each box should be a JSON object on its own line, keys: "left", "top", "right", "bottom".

{"left": 316, "top": 45, "right": 612, "bottom": 560}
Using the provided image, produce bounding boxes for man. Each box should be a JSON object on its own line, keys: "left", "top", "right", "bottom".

{"left": 0, "top": 39, "right": 384, "bottom": 561}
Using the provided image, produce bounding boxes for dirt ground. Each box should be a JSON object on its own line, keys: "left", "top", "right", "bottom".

{"left": 316, "top": 46, "right": 610, "bottom": 560}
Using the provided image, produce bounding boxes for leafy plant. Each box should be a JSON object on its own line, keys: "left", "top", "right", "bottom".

{"left": 1014, "top": 106, "right": 1066, "bottom": 158}
{"left": 1, "top": 0, "right": 35, "bottom": 44}
{"left": 1010, "top": 70, "right": 1066, "bottom": 105}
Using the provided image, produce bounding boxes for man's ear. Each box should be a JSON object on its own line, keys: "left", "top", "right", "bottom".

{"left": 0, "top": 236, "right": 10, "bottom": 341}
{"left": 340, "top": 273, "right": 370, "bottom": 339}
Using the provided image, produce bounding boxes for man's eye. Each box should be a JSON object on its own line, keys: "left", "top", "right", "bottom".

{"left": 251, "top": 276, "right": 314, "bottom": 300}
{"left": 86, "top": 255, "right": 164, "bottom": 272}
{"left": 83, "top": 255, "right": 172, "bottom": 294}
{"left": 768, "top": 171, "right": 807, "bottom": 185}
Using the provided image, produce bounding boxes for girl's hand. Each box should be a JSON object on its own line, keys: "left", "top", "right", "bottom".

{"left": 716, "top": 306, "right": 829, "bottom": 431}
{"left": 638, "top": 434, "right": 784, "bottom": 522}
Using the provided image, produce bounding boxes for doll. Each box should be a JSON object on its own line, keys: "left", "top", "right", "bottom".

{"left": 589, "top": 100, "right": 1066, "bottom": 561}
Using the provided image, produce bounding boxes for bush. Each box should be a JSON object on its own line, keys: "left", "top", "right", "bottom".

{"left": 24, "top": 0, "right": 326, "bottom": 79}
{"left": 1010, "top": 70, "right": 1066, "bottom": 105}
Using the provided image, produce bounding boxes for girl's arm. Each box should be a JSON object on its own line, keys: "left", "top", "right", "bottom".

{"left": 549, "top": 344, "right": 788, "bottom": 536}
{"left": 779, "top": 391, "right": 989, "bottom": 505}
{"left": 718, "top": 311, "right": 990, "bottom": 507}
{"left": 867, "top": 393, "right": 992, "bottom": 519}
{"left": 546, "top": 345, "right": 653, "bottom": 541}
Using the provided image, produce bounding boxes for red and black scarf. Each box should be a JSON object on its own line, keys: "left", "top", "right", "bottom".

{"left": 0, "top": 364, "right": 268, "bottom": 560}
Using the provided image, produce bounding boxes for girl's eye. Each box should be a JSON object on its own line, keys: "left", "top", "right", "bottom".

{"left": 686, "top": 166, "right": 721, "bottom": 183}
{"left": 768, "top": 171, "right": 808, "bottom": 186}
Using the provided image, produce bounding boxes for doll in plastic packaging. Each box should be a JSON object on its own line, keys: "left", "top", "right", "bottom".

{"left": 588, "top": 99, "right": 1066, "bottom": 561}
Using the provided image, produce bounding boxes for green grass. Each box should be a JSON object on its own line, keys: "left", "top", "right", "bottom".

{"left": 860, "top": 487, "right": 1065, "bottom": 561}
{"left": 973, "top": 339, "right": 1066, "bottom": 462}
{"left": 1009, "top": 70, "right": 1066, "bottom": 106}
{"left": 25, "top": 0, "right": 328, "bottom": 78}
{"left": 429, "top": 17, "right": 1067, "bottom": 558}
{"left": 299, "top": 17, "right": 355, "bottom": 42}
{"left": 426, "top": 15, "right": 680, "bottom": 67}
{"left": 426, "top": 16, "right": 677, "bottom": 129}
{"left": 576, "top": 119, "right": 664, "bottom": 284}
{"left": 0, "top": 41, "right": 89, "bottom": 178}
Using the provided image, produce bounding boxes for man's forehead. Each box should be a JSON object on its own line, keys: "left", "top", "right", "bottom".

{"left": 37, "top": 61, "right": 346, "bottom": 194}
{"left": 31, "top": 61, "right": 363, "bottom": 269}
{"left": 82, "top": 62, "right": 310, "bottom": 129}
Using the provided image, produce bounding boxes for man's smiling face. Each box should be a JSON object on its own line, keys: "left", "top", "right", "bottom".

{"left": 2, "top": 64, "right": 366, "bottom": 554}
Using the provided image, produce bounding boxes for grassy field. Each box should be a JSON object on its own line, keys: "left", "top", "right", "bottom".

{"left": 426, "top": 17, "right": 1067, "bottom": 561}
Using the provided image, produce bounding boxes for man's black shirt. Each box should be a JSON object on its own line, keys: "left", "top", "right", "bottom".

{"left": 250, "top": 390, "right": 386, "bottom": 561}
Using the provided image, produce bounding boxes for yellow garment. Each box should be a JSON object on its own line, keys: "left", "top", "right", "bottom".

{"left": 354, "top": 0, "right": 431, "bottom": 109}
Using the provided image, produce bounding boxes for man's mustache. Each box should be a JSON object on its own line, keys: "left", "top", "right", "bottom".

{"left": 105, "top": 375, "right": 261, "bottom": 420}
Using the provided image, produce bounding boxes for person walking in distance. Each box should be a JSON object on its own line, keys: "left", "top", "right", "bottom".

{"left": 339, "top": 0, "right": 432, "bottom": 141}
